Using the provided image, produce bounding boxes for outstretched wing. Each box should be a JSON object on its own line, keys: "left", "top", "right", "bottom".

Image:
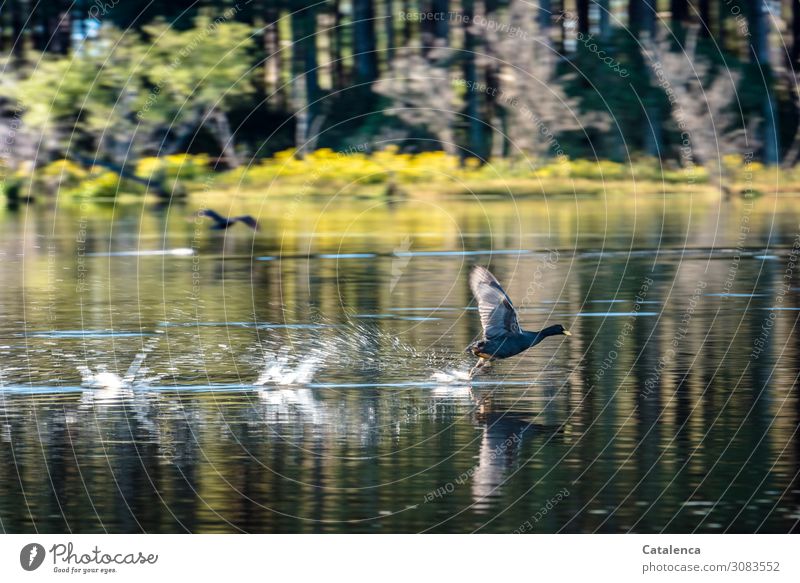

{"left": 469, "top": 266, "right": 521, "bottom": 339}
{"left": 234, "top": 215, "right": 259, "bottom": 231}
{"left": 199, "top": 208, "right": 225, "bottom": 222}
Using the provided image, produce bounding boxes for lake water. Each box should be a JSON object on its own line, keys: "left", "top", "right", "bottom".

{"left": 1, "top": 194, "right": 799, "bottom": 533}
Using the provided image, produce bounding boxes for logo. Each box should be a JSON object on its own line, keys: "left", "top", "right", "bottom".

{"left": 20, "top": 543, "right": 46, "bottom": 571}
{"left": 390, "top": 235, "right": 413, "bottom": 293}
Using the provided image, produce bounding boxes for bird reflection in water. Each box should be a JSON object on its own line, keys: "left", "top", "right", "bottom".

{"left": 469, "top": 387, "right": 566, "bottom": 512}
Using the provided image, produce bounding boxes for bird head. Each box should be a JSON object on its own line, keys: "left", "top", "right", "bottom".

{"left": 544, "top": 324, "right": 571, "bottom": 337}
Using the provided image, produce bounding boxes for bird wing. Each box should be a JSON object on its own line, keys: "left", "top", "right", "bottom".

{"left": 234, "top": 215, "right": 259, "bottom": 231}
{"left": 199, "top": 209, "right": 225, "bottom": 222}
{"left": 469, "top": 266, "right": 522, "bottom": 339}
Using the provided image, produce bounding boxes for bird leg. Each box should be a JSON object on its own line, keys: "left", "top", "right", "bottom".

{"left": 469, "top": 358, "right": 489, "bottom": 377}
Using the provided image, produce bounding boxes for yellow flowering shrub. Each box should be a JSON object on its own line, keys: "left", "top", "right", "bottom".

{"left": 136, "top": 154, "right": 210, "bottom": 181}
{"left": 39, "top": 159, "right": 88, "bottom": 188}
{"left": 9, "top": 146, "right": 787, "bottom": 199}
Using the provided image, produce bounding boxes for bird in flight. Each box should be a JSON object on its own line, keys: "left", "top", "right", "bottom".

{"left": 197, "top": 209, "right": 259, "bottom": 230}
{"left": 468, "top": 266, "right": 570, "bottom": 376}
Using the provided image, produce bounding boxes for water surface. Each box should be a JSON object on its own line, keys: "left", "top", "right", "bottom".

{"left": 1, "top": 194, "right": 799, "bottom": 533}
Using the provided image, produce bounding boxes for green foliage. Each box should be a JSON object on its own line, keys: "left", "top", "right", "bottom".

{"left": 1, "top": 12, "right": 255, "bottom": 164}
{"left": 0, "top": 0, "right": 790, "bottom": 185}
{"left": 139, "top": 12, "right": 256, "bottom": 122}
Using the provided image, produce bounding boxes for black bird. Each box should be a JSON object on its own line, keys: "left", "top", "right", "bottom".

{"left": 197, "top": 209, "right": 259, "bottom": 230}
{"left": 468, "top": 266, "right": 570, "bottom": 375}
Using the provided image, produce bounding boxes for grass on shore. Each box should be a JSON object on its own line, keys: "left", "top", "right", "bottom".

{"left": 1, "top": 148, "right": 793, "bottom": 201}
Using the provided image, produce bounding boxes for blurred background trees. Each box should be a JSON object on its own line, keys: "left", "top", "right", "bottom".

{"left": 0, "top": 0, "right": 798, "bottom": 176}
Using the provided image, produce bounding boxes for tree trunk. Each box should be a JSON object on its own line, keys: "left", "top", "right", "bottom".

{"left": 353, "top": 0, "right": 378, "bottom": 83}
{"left": 792, "top": 0, "right": 800, "bottom": 66}
{"left": 629, "top": 0, "right": 656, "bottom": 36}
{"left": 539, "top": 0, "right": 551, "bottom": 49}
{"left": 639, "top": 0, "right": 660, "bottom": 157}
{"left": 699, "top": 0, "right": 711, "bottom": 38}
{"left": 670, "top": 0, "right": 688, "bottom": 23}
{"left": 419, "top": 0, "right": 434, "bottom": 55}
{"left": 463, "top": 0, "right": 484, "bottom": 160}
{"left": 717, "top": 1, "right": 726, "bottom": 50}
{"left": 165, "top": 106, "right": 208, "bottom": 156}
{"left": 554, "top": 0, "right": 565, "bottom": 53}
{"left": 539, "top": 0, "right": 552, "bottom": 70}
{"left": 629, "top": 0, "right": 640, "bottom": 33}
{"left": 670, "top": 0, "right": 687, "bottom": 28}
{"left": 598, "top": 0, "right": 610, "bottom": 41}
{"left": 785, "top": 0, "right": 800, "bottom": 167}
{"left": 749, "top": 0, "right": 779, "bottom": 164}
{"left": 211, "top": 110, "right": 240, "bottom": 168}
{"left": 10, "top": 0, "right": 25, "bottom": 61}
{"left": 290, "top": 4, "right": 320, "bottom": 155}
{"left": 302, "top": 6, "right": 319, "bottom": 117}
{"left": 577, "top": 0, "right": 589, "bottom": 35}
{"left": 332, "top": 0, "right": 345, "bottom": 91}
{"left": 484, "top": 0, "right": 506, "bottom": 157}
{"left": 291, "top": 6, "right": 309, "bottom": 155}
{"left": 401, "top": 0, "right": 413, "bottom": 45}
{"left": 263, "top": 2, "right": 284, "bottom": 107}
{"left": 431, "top": 0, "right": 448, "bottom": 46}
{"left": 642, "top": 0, "right": 656, "bottom": 36}
{"left": 33, "top": 1, "right": 48, "bottom": 51}
{"left": 385, "top": 0, "right": 395, "bottom": 66}
{"left": 53, "top": 4, "right": 71, "bottom": 55}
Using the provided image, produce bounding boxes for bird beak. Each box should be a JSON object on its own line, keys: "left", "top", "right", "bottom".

{"left": 563, "top": 330, "right": 572, "bottom": 336}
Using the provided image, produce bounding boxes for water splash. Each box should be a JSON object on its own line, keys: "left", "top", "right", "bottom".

{"left": 85, "top": 248, "right": 194, "bottom": 257}
{"left": 431, "top": 369, "right": 472, "bottom": 384}
{"left": 78, "top": 335, "right": 164, "bottom": 400}
{"left": 78, "top": 365, "right": 126, "bottom": 390}
{"left": 255, "top": 354, "right": 323, "bottom": 386}
{"left": 252, "top": 316, "right": 427, "bottom": 386}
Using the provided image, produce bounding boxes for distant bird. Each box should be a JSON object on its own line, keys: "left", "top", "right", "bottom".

{"left": 197, "top": 209, "right": 259, "bottom": 230}
{"left": 468, "top": 266, "right": 570, "bottom": 376}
